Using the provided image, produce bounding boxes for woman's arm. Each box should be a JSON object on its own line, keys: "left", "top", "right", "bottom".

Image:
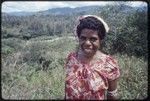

{"left": 107, "top": 78, "right": 119, "bottom": 100}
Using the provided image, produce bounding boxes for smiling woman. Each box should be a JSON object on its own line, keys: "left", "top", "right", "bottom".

{"left": 65, "top": 15, "right": 120, "bottom": 100}
{"left": 78, "top": 29, "right": 100, "bottom": 58}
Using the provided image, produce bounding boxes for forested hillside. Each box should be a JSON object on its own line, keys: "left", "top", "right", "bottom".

{"left": 2, "top": 4, "right": 147, "bottom": 58}
{"left": 1, "top": 3, "right": 148, "bottom": 100}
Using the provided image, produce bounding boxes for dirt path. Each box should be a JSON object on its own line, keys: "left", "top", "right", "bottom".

{"left": 24, "top": 36, "right": 76, "bottom": 48}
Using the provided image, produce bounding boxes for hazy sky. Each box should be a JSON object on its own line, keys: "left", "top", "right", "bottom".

{"left": 2, "top": 1, "right": 147, "bottom": 13}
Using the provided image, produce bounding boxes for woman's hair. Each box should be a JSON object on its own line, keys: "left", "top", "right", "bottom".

{"left": 76, "top": 16, "right": 108, "bottom": 40}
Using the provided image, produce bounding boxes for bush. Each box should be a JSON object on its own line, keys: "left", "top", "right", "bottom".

{"left": 2, "top": 38, "right": 25, "bottom": 52}
{"left": 2, "top": 36, "right": 147, "bottom": 99}
{"left": 2, "top": 45, "right": 15, "bottom": 55}
{"left": 115, "top": 54, "right": 148, "bottom": 99}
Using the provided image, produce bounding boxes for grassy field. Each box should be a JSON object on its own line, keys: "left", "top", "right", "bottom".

{"left": 1, "top": 36, "right": 148, "bottom": 100}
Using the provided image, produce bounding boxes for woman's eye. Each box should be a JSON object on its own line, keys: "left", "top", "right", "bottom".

{"left": 90, "top": 37, "right": 97, "bottom": 42}
{"left": 80, "top": 36, "right": 86, "bottom": 41}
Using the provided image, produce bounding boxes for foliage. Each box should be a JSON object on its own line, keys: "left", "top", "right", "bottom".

{"left": 1, "top": 36, "right": 148, "bottom": 99}
{"left": 115, "top": 54, "right": 148, "bottom": 99}
{"left": 2, "top": 38, "right": 25, "bottom": 55}
{"left": 2, "top": 4, "right": 147, "bottom": 58}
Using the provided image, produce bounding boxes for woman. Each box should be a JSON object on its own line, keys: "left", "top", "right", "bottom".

{"left": 65, "top": 15, "right": 120, "bottom": 100}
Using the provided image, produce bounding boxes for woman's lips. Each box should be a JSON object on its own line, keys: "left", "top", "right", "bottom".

{"left": 83, "top": 48, "right": 93, "bottom": 52}
{"left": 84, "top": 48, "right": 92, "bottom": 50}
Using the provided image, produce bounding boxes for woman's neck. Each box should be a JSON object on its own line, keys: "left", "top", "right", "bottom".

{"left": 77, "top": 49, "right": 101, "bottom": 65}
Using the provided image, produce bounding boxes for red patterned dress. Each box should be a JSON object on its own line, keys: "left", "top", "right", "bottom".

{"left": 65, "top": 52, "right": 120, "bottom": 100}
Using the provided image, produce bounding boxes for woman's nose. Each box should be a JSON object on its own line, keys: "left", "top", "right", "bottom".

{"left": 85, "top": 39, "right": 92, "bottom": 45}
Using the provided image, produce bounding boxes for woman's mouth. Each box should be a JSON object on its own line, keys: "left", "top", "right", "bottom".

{"left": 83, "top": 48, "right": 93, "bottom": 53}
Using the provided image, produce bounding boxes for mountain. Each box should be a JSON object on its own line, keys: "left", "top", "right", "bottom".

{"left": 3, "top": 11, "right": 37, "bottom": 16}
{"left": 3, "top": 6, "right": 101, "bottom": 16}
{"left": 39, "top": 6, "right": 101, "bottom": 15}
{"left": 37, "top": 7, "right": 74, "bottom": 15}
{"left": 2, "top": 5, "right": 145, "bottom": 17}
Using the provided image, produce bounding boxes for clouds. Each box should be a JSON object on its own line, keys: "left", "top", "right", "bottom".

{"left": 2, "top": 1, "right": 52, "bottom": 12}
{"left": 1, "top": 1, "right": 109, "bottom": 12}
{"left": 2, "top": 1, "right": 147, "bottom": 13}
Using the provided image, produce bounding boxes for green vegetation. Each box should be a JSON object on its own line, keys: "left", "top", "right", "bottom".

{"left": 1, "top": 37, "right": 147, "bottom": 99}
{"left": 1, "top": 3, "right": 148, "bottom": 100}
{"left": 2, "top": 37, "right": 76, "bottom": 99}
{"left": 116, "top": 54, "right": 147, "bottom": 99}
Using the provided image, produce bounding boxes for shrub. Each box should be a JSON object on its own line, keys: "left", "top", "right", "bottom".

{"left": 2, "top": 45, "right": 15, "bottom": 55}
{"left": 1, "top": 36, "right": 147, "bottom": 100}
{"left": 115, "top": 54, "right": 148, "bottom": 99}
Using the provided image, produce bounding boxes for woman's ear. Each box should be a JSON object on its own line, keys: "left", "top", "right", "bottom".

{"left": 98, "top": 39, "right": 103, "bottom": 50}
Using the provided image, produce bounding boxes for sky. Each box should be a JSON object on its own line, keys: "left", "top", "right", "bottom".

{"left": 2, "top": 1, "right": 147, "bottom": 13}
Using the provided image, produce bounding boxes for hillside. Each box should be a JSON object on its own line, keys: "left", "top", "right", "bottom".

{"left": 2, "top": 4, "right": 147, "bottom": 58}
{"left": 2, "top": 5, "right": 101, "bottom": 16}
{"left": 2, "top": 36, "right": 148, "bottom": 99}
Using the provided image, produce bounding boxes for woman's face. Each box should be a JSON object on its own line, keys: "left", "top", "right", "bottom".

{"left": 79, "top": 28, "right": 100, "bottom": 57}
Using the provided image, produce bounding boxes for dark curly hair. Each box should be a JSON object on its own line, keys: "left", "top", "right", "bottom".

{"left": 76, "top": 16, "right": 106, "bottom": 40}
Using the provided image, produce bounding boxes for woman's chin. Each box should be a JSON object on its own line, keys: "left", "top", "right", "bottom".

{"left": 83, "top": 49, "right": 94, "bottom": 56}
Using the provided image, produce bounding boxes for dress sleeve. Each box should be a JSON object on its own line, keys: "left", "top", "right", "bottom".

{"left": 64, "top": 52, "right": 75, "bottom": 68}
{"left": 103, "top": 56, "right": 120, "bottom": 81}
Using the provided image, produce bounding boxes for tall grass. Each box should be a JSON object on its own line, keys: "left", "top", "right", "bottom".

{"left": 1, "top": 36, "right": 148, "bottom": 99}
{"left": 115, "top": 54, "right": 148, "bottom": 99}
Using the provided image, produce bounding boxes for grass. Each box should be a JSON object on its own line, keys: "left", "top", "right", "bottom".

{"left": 115, "top": 54, "right": 148, "bottom": 99}
{"left": 1, "top": 36, "right": 148, "bottom": 100}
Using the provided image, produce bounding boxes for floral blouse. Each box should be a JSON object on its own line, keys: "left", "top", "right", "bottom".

{"left": 65, "top": 52, "right": 120, "bottom": 100}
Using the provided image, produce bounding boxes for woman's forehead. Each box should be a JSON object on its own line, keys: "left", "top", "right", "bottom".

{"left": 80, "top": 29, "right": 99, "bottom": 37}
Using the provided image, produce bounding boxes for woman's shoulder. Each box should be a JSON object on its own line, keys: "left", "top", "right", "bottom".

{"left": 103, "top": 53, "right": 120, "bottom": 73}
{"left": 96, "top": 51, "right": 109, "bottom": 61}
{"left": 97, "top": 51, "right": 118, "bottom": 67}
{"left": 99, "top": 51, "right": 117, "bottom": 62}
{"left": 97, "top": 52, "right": 120, "bottom": 80}
{"left": 66, "top": 51, "right": 77, "bottom": 60}
{"left": 65, "top": 51, "right": 78, "bottom": 67}
{"left": 105, "top": 54, "right": 118, "bottom": 66}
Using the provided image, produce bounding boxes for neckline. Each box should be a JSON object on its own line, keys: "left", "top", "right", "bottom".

{"left": 74, "top": 50, "right": 106, "bottom": 67}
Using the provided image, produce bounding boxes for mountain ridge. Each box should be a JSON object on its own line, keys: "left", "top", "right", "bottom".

{"left": 2, "top": 5, "right": 145, "bottom": 17}
{"left": 2, "top": 5, "right": 103, "bottom": 16}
